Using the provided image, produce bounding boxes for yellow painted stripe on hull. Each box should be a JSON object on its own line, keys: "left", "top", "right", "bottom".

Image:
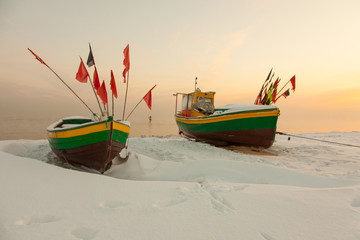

{"left": 176, "top": 109, "right": 279, "bottom": 124}
{"left": 47, "top": 121, "right": 130, "bottom": 139}
{"left": 113, "top": 121, "right": 130, "bottom": 133}
{"left": 47, "top": 122, "right": 108, "bottom": 139}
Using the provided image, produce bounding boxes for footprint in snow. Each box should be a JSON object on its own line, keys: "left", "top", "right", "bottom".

{"left": 14, "top": 215, "right": 61, "bottom": 226}
{"left": 98, "top": 200, "right": 129, "bottom": 209}
{"left": 70, "top": 227, "right": 98, "bottom": 240}
{"left": 260, "top": 232, "right": 277, "bottom": 240}
{"left": 351, "top": 195, "right": 360, "bottom": 208}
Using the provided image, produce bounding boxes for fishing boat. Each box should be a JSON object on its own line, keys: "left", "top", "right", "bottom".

{"left": 47, "top": 116, "right": 130, "bottom": 173}
{"left": 28, "top": 45, "right": 133, "bottom": 173}
{"left": 174, "top": 89, "right": 280, "bottom": 148}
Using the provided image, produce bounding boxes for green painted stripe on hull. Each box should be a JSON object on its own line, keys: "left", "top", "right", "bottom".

{"left": 48, "top": 130, "right": 110, "bottom": 150}
{"left": 176, "top": 116, "right": 278, "bottom": 133}
{"left": 48, "top": 128, "right": 129, "bottom": 150}
{"left": 112, "top": 129, "right": 129, "bottom": 143}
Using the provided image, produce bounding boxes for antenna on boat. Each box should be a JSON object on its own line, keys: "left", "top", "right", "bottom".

{"left": 194, "top": 77, "right": 198, "bottom": 91}
{"left": 27, "top": 48, "right": 96, "bottom": 116}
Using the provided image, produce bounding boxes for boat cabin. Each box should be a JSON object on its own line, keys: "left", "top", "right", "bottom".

{"left": 175, "top": 90, "right": 216, "bottom": 117}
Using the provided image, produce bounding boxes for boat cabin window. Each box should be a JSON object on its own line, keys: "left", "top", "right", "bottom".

{"left": 197, "top": 96, "right": 213, "bottom": 103}
{"left": 181, "top": 94, "right": 194, "bottom": 111}
{"left": 193, "top": 95, "right": 215, "bottom": 115}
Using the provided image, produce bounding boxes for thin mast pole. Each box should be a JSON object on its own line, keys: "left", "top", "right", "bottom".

{"left": 125, "top": 98, "right": 142, "bottom": 121}
{"left": 112, "top": 94, "right": 114, "bottom": 117}
{"left": 51, "top": 67, "right": 95, "bottom": 115}
{"left": 88, "top": 72, "right": 105, "bottom": 116}
{"left": 254, "top": 68, "right": 272, "bottom": 104}
{"left": 87, "top": 44, "right": 104, "bottom": 116}
{"left": 28, "top": 48, "right": 95, "bottom": 115}
{"left": 275, "top": 79, "right": 291, "bottom": 99}
{"left": 122, "top": 71, "right": 130, "bottom": 120}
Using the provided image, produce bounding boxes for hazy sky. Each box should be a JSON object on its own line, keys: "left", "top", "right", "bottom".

{"left": 0, "top": 0, "right": 359, "bottom": 133}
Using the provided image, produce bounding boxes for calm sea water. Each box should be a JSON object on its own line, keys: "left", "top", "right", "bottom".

{"left": 0, "top": 118, "right": 179, "bottom": 140}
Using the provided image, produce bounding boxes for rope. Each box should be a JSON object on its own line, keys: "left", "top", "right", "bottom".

{"left": 276, "top": 131, "right": 360, "bottom": 148}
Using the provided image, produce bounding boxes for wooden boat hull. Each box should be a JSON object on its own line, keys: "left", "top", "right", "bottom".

{"left": 175, "top": 107, "right": 280, "bottom": 148}
{"left": 47, "top": 116, "right": 130, "bottom": 173}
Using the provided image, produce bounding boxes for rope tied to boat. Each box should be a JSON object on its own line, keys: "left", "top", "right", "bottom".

{"left": 276, "top": 131, "right": 360, "bottom": 148}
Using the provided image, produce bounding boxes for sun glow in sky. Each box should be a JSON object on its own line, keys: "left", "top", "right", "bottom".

{"left": 0, "top": 0, "right": 359, "bottom": 134}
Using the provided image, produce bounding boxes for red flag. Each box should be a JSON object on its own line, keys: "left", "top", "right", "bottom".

{"left": 93, "top": 66, "right": 100, "bottom": 91}
{"left": 143, "top": 85, "right": 156, "bottom": 110}
{"left": 75, "top": 57, "right": 89, "bottom": 83}
{"left": 98, "top": 81, "right": 108, "bottom": 105}
{"left": 282, "top": 89, "right": 290, "bottom": 98}
{"left": 110, "top": 70, "right": 118, "bottom": 98}
{"left": 27, "top": 48, "right": 49, "bottom": 67}
{"left": 274, "top": 77, "right": 279, "bottom": 88}
{"left": 290, "top": 75, "right": 296, "bottom": 92}
{"left": 271, "top": 78, "right": 279, "bottom": 102}
{"left": 122, "top": 44, "right": 130, "bottom": 83}
{"left": 143, "top": 91, "right": 152, "bottom": 110}
{"left": 255, "top": 94, "right": 262, "bottom": 105}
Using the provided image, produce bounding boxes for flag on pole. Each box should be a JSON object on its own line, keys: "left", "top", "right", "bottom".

{"left": 271, "top": 77, "right": 280, "bottom": 102}
{"left": 282, "top": 89, "right": 290, "bottom": 98}
{"left": 27, "top": 48, "right": 49, "bottom": 67}
{"left": 266, "top": 84, "right": 274, "bottom": 105}
{"left": 98, "top": 81, "right": 108, "bottom": 105}
{"left": 265, "top": 68, "right": 272, "bottom": 82}
{"left": 143, "top": 85, "right": 156, "bottom": 110}
{"left": 143, "top": 90, "right": 152, "bottom": 110}
{"left": 110, "top": 70, "right": 118, "bottom": 98}
{"left": 87, "top": 43, "right": 95, "bottom": 67}
{"left": 290, "top": 75, "right": 296, "bottom": 92}
{"left": 122, "top": 44, "right": 130, "bottom": 83}
{"left": 93, "top": 66, "right": 100, "bottom": 91}
{"left": 75, "top": 57, "right": 89, "bottom": 83}
{"left": 255, "top": 94, "right": 262, "bottom": 105}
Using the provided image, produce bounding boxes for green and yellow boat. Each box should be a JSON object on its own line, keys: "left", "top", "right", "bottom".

{"left": 47, "top": 116, "right": 130, "bottom": 173}
{"left": 174, "top": 90, "right": 280, "bottom": 148}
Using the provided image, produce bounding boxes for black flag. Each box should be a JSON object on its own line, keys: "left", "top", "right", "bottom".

{"left": 87, "top": 43, "right": 95, "bottom": 67}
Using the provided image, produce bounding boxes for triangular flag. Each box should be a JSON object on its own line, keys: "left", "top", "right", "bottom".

{"left": 75, "top": 57, "right": 89, "bottom": 83}
{"left": 87, "top": 43, "right": 95, "bottom": 67}
{"left": 93, "top": 66, "right": 100, "bottom": 91}
{"left": 290, "top": 75, "right": 296, "bottom": 92}
{"left": 143, "top": 85, "right": 156, "bottom": 110}
{"left": 143, "top": 90, "right": 152, "bottom": 110}
{"left": 110, "top": 70, "right": 118, "bottom": 98}
{"left": 122, "top": 44, "right": 130, "bottom": 83}
{"left": 98, "top": 81, "right": 108, "bottom": 105}
{"left": 27, "top": 48, "right": 49, "bottom": 67}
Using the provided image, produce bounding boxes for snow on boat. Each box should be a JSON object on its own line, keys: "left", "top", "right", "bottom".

{"left": 174, "top": 90, "right": 280, "bottom": 148}
{"left": 47, "top": 116, "right": 130, "bottom": 173}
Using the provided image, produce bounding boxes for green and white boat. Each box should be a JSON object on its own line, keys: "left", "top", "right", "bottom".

{"left": 47, "top": 116, "right": 130, "bottom": 173}
{"left": 174, "top": 90, "right": 280, "bottom": 148}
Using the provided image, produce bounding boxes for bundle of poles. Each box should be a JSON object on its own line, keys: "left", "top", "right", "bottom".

{"left": 254, "top": 68, "right": 296, "bottom": 105}
{"left": 28, "top": 44, "right": 156, "bottom": 121}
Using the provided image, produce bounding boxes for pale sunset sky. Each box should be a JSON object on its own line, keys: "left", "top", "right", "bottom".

{"left": 0, "top": 0, "right": 359, "bottom": 134}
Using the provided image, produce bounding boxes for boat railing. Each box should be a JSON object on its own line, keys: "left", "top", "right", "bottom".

{"left": 173, "top": 93, "right": 189, "bottom": 115}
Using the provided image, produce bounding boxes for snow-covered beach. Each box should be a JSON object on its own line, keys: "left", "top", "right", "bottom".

{"left": 1, "top": 132, "right": 360, "bottom": 240}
